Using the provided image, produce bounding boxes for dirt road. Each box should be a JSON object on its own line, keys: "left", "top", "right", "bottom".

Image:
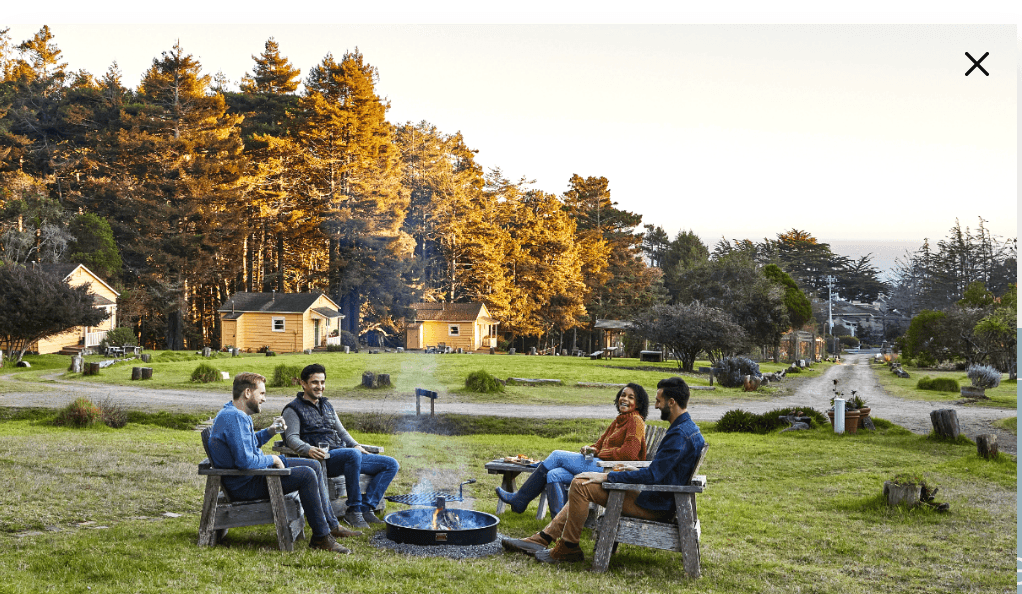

{"left": 1, "top": 354, "right": 1014, "bottom": 453}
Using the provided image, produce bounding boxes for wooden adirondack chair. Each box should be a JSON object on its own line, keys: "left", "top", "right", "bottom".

{"left": 197, "top": 427, "right": 305, "bottom": 551}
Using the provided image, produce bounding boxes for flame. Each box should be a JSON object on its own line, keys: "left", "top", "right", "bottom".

{"left": 431, "top": 508, "right": 440, "bottom": 530}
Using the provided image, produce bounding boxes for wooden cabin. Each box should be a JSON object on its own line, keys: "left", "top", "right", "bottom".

{"left": 219, "top": 292, "right": 344, "bottom": 353}
{"left": 405, "top": 302, "right": 499, "bottom": 352}
{"left": 27, "top": 263, "right": 119, "bottom": 354}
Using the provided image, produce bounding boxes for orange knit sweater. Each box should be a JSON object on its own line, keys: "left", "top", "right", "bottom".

{"left": 592, "top": 411, "right": 646, "bottom": 461}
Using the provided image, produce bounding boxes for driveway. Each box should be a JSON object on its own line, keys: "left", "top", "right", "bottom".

{"left": 1, "top": 354, "right": 1014, "bottom": 453}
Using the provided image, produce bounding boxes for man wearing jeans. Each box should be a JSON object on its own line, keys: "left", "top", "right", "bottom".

{"left": 502, "top": 376, "right": 706, "bottom": 564}
{"left": 207, "top": 372, "right": 360, "bottom": 555}
{"left": 281, "top": 364, "right": 400, "bottom": 529}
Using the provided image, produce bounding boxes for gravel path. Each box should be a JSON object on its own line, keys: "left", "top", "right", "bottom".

{"left": 1, "top": 354, "right": 1014, "bottom": 453}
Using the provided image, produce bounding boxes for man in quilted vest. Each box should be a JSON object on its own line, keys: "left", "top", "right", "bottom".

{"left": 281, "top": 364, "right": 400, "bottom": 529}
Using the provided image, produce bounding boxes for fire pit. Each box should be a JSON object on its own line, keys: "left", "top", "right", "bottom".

{"left": 384, "top": 480, "right": 498, "bottom": 546}
{"left": 384, "top": 497, "right": 499, "bottom": 546}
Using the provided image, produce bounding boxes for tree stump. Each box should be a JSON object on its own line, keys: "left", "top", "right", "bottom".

{"left": 70, "top": 355, "right": 84, "bottom": 373}
{"left": 86, "top": 362, "right": 101, "bottom": 376}
{"left": 508, "top": 348, "right": 516, "bottom": 355}
{"left": 929, "top": 409, "right": 961, "bottom": 439}
{"left": 489, "top": 347, "right": 495, "bottom": 355}
{"left": 141, "top": 367, "right": 153, "bottom": 380}
{"left": 530, "top": 347, "right": 537, "bottom": 355}
{"left": 883, "top": 481, "right": 921, "bottom": 507}
{"left": 362, "top": 371, "right": 376, "bottom": 388}
{"left": 976, "top": 434, "right": 999, "bottom": 459}
{"left": 141, "top": 353, "right": 152, "bottom": 363}
{"left": 131, "top": 367, "right": 143, "bottom": 380}
{"left": 960, "top": 386, "right": 987, "bottom": 399}
{"left": 376, "top": 373, "right": 392, "bottom": 388}
{"left": 202, "top": 347, "right": 212, "bottom": 357}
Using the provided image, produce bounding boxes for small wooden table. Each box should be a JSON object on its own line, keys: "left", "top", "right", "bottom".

{"left": 484, "top": 460, "right": 550, "bottom": 520}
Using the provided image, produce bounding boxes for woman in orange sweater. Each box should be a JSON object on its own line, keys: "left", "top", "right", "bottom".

{"left": 496, "top": 383, "right": 649, "bottom": 515}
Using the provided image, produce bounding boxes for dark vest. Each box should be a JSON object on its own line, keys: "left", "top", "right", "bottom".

{"left": 284, "top": 394, "right": 343, "bottom": 449}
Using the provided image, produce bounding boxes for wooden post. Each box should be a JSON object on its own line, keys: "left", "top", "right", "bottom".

{"left": 86, "top": 362, "right": 100, "bottom": 376}
{"left": 977, "top": 434, "right": 999, "bottom": 459}
{"left": 141, "top": 367, "right": 153, "bottom": 380}
{"left": 70, "top": 355, "right": 84, "bottom": 373}
{"left": 929, "top": 409, "right": 961, "bottom": 439}
{"left": 141, "top": 353, "right": 151, "bottom": 363}
{"left": 377, "top": 373, "right": 391, "bottom": 388}
{"left": 362, "top": 371, "right": 376, "bottom": 388}
{"left": 131, "top": 367, "right": 142, "bottom": 380}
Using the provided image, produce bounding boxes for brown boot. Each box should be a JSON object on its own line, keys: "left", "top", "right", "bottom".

{"left": 535, "top": 540, "right": 584, "bottom": 564}
{"left": 331, "top": 525, "right": 362, "bottom": 538}
{"left": 501, "top": 533, "right": 550, "bottom": 555}
{"left": 309, "top": 534, "right": 351, "bottom": 555}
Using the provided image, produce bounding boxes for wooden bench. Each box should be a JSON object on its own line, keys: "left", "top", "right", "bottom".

{"left": 197, "top": 427, "right": 306, "bottom": 551}
{"left": 484, "top": 425, "right": 668, "bottom": 520}
{"left": 585, "top": 444, "right": 709, "bottom": 577}
{"left": 272, "top": 441, "right": 387, "bottom": 518}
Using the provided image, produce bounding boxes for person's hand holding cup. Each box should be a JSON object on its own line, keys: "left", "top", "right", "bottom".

{"left": 270, "top": 417, "right": 286, "bottom": 435}
{"left": 317, "top": 441, "right": 331, "bottom": 459}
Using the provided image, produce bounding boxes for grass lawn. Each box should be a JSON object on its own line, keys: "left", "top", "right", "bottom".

{"left": 870, "top": 362, "right": 1017, "bottom": 409}
{"left": 1, "top": 352, "right": 817, "bottom": 407}
{"left": 0, "top": 408, "right": 1013, "bottom": 593}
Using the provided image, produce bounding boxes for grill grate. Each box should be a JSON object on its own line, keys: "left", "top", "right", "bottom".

{"left": 386, "top": 479, "right": 476, "bottom": 506}
{"left": 386, "top": 491, "right": 463, "bottom": 506}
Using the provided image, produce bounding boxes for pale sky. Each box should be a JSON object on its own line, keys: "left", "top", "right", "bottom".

{"left": 2, "top": 5, "right": 1018, "bottom": 257}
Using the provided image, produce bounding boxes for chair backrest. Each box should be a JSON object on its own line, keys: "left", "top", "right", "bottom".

{"left": 644, "top": 425, "right": 668, "bottom": 461}
{"left": 200, "top": 426, "right": 215, "bottom": 465}
{"left": 685, "top": 444, "right": 709, "bottom": 484}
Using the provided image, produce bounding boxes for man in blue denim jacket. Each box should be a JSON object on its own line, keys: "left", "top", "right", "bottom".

{"left": 503, "top": 376, "right": 706, "bottom": 564}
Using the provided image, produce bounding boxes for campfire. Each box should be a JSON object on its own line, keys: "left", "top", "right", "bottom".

{"left": 383, "top": 480, "right": 499, "bottom": 546}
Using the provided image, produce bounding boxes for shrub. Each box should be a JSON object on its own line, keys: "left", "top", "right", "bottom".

{"left": 326, "top": 344, "right": 346, "bottom": 352}
{"left": 53, "top": 397, "right": 103, "bottom": 428}
{"left": 912, "top": 351, "right": 937, "bottom": 368}
{"left": 96, "top": 398, "right": 128, "bottom": 428}
{"left": 99, "top": 326, "right": 138, "bottom": 349}
{"left": 839, "top": 335, "right": 860, "bottom": 348}
{"left": 967, "top": 364, "right": 1001, "bottom": 389}
{"left": 340, "top": 330, "right": 359, "bottom": 348}
{"left": 916, "top": 376, "right": 960, "bottom": 392}
{"left": 713, "top": 357, "right": 761, "bottom": 388}
{"left": 190, "top": 363, "right": 222, "bottom": 383}
{"left": 465, "top": 370, "right": 505, "bottom": 393}
{"left": 715, "top": 407, "right": 826, "bottom": 434}
{"left": 270, "top": 363, "right": 304, "bottom": 388}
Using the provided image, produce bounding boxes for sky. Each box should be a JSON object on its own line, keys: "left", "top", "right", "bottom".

{"left": 2, "top": 4, "right": 1018, "bottom": 274}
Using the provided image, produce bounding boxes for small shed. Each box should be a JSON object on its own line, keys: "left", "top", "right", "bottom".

{"left": 406, "top": 302, "right": 499, "bottom": 352}
{"left": 594, "top": 319, "right": 633, "bottom": 357}
{"left": 219, "top": 292, "right": 344, "bottom": 353}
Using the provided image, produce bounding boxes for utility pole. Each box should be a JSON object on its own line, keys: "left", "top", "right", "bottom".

{"left": 825, "top": 275, "right": 836, "bottom": 356}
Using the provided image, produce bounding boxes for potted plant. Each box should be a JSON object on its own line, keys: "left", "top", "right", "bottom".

{"left": 962, "top": 364, "right": 999, "bottom": 399}
{"left": 826, "top": 380, "right": 861, "bottom": 434}
{"left": 849, "top": 390, "right": 870, "bottom": 427}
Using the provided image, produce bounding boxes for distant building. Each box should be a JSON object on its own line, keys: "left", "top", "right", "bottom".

{"left": 25, "top": 263, "right": 119, "bottom": 354}
{"left": 219, "top": 292, "right": 343, "bottom": 353}
{"left": 405, "top": 302, "right": 499, "bottom": 351}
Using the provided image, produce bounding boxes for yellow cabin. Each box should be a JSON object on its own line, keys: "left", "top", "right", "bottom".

{"left": 25, "top": 263, "right": 119, "bottom": 354}
{"left": 219, "top": 292, "right": 344, "bottom": 353}
{"left": 405, "top": 302, "right": 500, "bottom": 352}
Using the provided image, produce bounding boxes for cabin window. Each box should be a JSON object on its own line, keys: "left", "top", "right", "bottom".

{"left": 448, "top": 325, "right": 460, "bottom": 336}
{"left": 272, "top": 317, "right": 285, "bottom": 332}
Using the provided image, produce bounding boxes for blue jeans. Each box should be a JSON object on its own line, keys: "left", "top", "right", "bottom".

{"left": 225, "top": 458, "right": 334, "bottom": 538}
{"left": 542, "top": 450, "right": 603, "bottom": 484}
{"left": 325, "top": 449, "right": 400, "bottom": 512}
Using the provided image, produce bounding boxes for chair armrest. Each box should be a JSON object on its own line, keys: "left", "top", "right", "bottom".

{"left": 596, "top": 461, "right": 652, "bottom": 469}
{"left": 272, "top": 441, "right": 384, "bottom": 456}
{"left": 602, "top": 481, "right": 704, "bottom": 494}
{"left": 198, "top": 461, "right": 292, "bottom": 477}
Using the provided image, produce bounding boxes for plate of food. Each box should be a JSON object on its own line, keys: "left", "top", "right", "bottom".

{"left": 503, "top": 455, "right": 540, "bottom": 466}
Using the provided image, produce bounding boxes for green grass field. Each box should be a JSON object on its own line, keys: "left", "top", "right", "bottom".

{"left": 1, "top": 352, "right": 815, "bottom": 406}
{"left": 870, "top": 362, "right": 1017, "bottom": 409}
{"left": 0, "top": 407, "right": 1014, "bottom": 594}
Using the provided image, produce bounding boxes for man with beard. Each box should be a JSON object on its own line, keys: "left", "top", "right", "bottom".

{"left": 501, "top": 376, "right": 706, "bottom": 564}
{"left": 207, "top": 372, "right": 359, "bottom": 555}
{"left": 281, "top": 364, "right": 400, "bottom": 529}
